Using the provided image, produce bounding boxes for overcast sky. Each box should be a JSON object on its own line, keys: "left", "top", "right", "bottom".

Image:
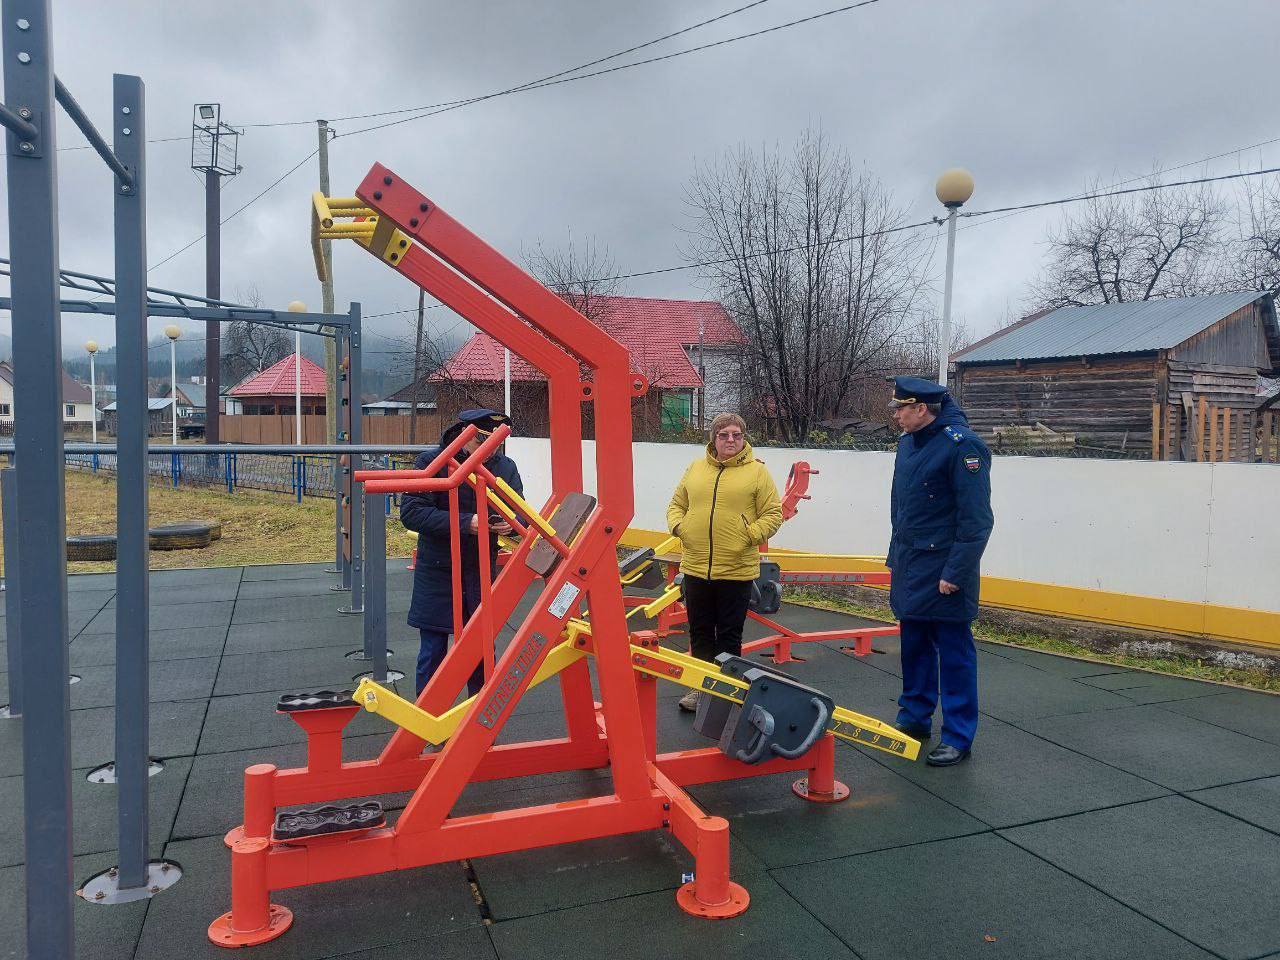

{"left": 3, "top": 0, "right": 1278, "bottom": 361}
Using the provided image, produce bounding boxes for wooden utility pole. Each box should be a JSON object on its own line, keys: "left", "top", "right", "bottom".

{"left": 410, "top": 288, "right": 425, "bottom": 443}
{"left": 318, "top": 120, "right": 337, "bottom": 441}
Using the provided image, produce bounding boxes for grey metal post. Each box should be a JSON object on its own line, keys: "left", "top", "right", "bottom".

{"left": 112, "top": 72, "right": 150, "bottom": 891}
{"left": 1, "top": 466, "right": 22, "bottom": 718}
{"left": 3, "top": 3, "right": 76, "bottom": 956}
{"left": 363, "top": 490, "right": 386, "bottom": 674}
{"left": 339, "top": 306, "right": 363, "bottom": 613}
{"left": 328, "top": 328, "right": 347, "bottom": 579}
{"left": 938, "top": 206, "right": 957, "bottom": 388}
{"left": 204, "top": 169, "right": 221, "bottom": 444}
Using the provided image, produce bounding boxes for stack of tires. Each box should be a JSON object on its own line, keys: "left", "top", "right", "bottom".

{"left": 66, "top": 520, "right": 223, "bottom": 561}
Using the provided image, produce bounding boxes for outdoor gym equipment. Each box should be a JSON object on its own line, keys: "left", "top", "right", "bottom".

{"left": 209, "top": 165, "right": 918, "bottom": 946}
{"left": 618, "top": 461, "right": 900, "bottom": 664}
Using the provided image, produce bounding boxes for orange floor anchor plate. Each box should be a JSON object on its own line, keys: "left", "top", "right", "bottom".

{"left": 208, "top": 904, "right": 294, "bottom": 947}
{"left": 675, "top": 880, "right": 750, "bottom": 919}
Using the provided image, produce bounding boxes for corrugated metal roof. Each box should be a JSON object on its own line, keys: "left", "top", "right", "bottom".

{"left": 954, "top": 291, "right": 1267, "bottom": 364}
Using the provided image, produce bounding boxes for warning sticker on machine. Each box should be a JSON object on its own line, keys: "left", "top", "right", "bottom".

{"left": 548, "top": 582, "right": 581, "bottom": 618}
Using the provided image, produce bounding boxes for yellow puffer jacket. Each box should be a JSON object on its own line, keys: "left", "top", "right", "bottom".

{"left": 666, "top": 442, "right": 783, "bottom": 581}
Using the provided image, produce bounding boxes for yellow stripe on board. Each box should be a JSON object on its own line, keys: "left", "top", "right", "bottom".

{"left": 617, "top": 527, "right": 1280, "bottom": 649}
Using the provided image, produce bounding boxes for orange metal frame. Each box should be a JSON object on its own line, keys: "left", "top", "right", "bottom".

{"left": 210, "top": 165, "right": 848, "bottom": 947}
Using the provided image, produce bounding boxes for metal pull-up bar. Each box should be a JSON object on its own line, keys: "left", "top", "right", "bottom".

{"left": 53, "top": 77, "right": 134, "bottom": 188}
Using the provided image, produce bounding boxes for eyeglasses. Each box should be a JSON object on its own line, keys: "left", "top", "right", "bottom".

{"left": 716, "top": 431, "right": 744, "bottom": 440}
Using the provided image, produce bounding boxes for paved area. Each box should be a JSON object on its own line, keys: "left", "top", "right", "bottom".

{"left": 3, "top": 563, "right": 1280, "bottom": 960}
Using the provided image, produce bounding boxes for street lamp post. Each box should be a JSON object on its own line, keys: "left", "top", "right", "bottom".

{"left": 288, "top": 301, "right": 306, "bottom": 444}
{"left": 935, "top": 168, "right": 975, "bottom": 387}
{"left": 164, "top": 326, "right": 181, "bottom": 445}
{"left": 85, "top": 340, "right": 98, "bottom": 444}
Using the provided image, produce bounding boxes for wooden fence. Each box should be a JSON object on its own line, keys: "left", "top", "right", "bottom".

{"left": 220, "top": 414, "right": 442, "bottom": 446}
{"left": 1153, "top": 400, "right": 1280, "bottom": 463}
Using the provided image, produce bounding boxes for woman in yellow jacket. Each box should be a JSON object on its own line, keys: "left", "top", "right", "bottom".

{"left": 667, "top": 413, "right": 783, "bottom": 711}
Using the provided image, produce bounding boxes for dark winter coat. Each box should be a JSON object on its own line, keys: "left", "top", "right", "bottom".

{"left": 887, "top": 396, "right": 993, "bottom": 623}
{"left": 401, "top": 447, "right": 523, "bottom": 632}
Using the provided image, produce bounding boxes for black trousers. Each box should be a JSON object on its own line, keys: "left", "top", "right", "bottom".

{"left": 683, "top": 575, "right": 753, "bottom": 664}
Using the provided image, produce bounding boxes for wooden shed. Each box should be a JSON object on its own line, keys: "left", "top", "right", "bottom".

{"left": 951, "top": 291, "right": 1280, "bottom": 460}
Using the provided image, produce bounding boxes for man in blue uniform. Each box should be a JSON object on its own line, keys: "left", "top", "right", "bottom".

{"left": 886, "top": 376, "right": 993, "bottom": 766}
{"left": 401, "top": 409, "right": 523, "bottom": 698}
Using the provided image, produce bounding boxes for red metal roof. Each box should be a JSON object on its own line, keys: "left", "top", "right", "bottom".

{"left": 228, "top": 354, "right": 328, "bottom": 397}
{"left": 435, "top": 296, "right": 744, "bottom": 387}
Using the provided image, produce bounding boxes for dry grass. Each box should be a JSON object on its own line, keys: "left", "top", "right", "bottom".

{"left": 0, "top": 471, "right": 414, "bottom": 574}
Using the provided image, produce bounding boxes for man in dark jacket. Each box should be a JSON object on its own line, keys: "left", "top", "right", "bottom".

{"left": 401, "top": 409, "right": 523, "bottom": 698}
{"left": 886, "top": 376, "right": 993, "bottom": 767}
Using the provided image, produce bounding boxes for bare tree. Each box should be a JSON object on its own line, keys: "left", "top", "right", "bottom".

{"left": 524, "top": 233, "right": 622, "bottom": 321}
{"left": 684, "top": 128, "right": 934, "bottom": 442}
{"left": 1029, "top": 175, "right": 1225, "bottom": 308}
{"left": 222, "top": 284, "right": 291, "bottom": 387}
{"left": 1225, "top": 174, "right": 1280, "bottom": 296}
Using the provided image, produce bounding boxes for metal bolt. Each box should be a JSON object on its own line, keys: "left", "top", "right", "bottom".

{"left": 16, "top": 18, "right": 30, "bottom": 29}
{"left": 161, "top": 864, "right": 171, "bottom": 873}
{"left": 419, "top": 202, "right": 429, "bottom": 212}
{"left": 93, "top": 890, "right": 105, "bottom": 900}
{"left": 149, "top": 885, "right": 160, "bottom": 894}
{"left": 662, "top": 819, "right": 670, "bottom": 829}
{"left": 108, "top": 867, "right": 118, "bottom": 877}
{"left": 121, "top": 184, "right": 131, "bottom": 193}
{"left": 578, "top": 566, "right": 587, "bottom": 575}
{"left": 662, "top": 802, "right": 670, "bottom": 811}
{"left": 398, "top": 239, "right": 406, "bottom": 248}
{"left": 122, "top": 127, "right": 131, "bottom": 136}
{"left": 389, "top": 253, "right": 398, "bottom": 262}
{"left": 121, "top": 106, "right": 131, "bottom": 115}
{"left": 409, "top": 217, "right": 419, "bottom": 227}
{"left": 17, "top": 51, "right": 31, "bottom": 63}
{"left": 604, "top": 525, "right": 614, "bottom": 534}
{"left": 17, "top": 107, "right": 30, "bottom": 119}
{"left": 382, "top": 175, "right": 392, "bottom": 186}
{"left": 19, "top": 142, "right": 32, "bottom": 153}
{"left": 373, "top": 190, "right": 382, "bottom": 200}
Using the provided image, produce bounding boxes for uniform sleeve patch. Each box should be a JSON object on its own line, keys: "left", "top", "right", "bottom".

{"left": 964, "top": 455, "right": 981, "bottom": 473}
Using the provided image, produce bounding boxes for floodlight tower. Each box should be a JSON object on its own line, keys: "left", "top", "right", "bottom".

{"left": 191, "top": 103, "right": 241, "bottom": 444}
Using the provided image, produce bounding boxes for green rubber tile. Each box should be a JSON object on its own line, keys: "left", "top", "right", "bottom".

{"left": 71, "top": 626, "right": 228, "bottom": 667}
{"left": 1188, "top": 776, "right": 1280, "bottom": 835}
{"left": 1001, "top": 796, "right": 1280, "bottom": 960}
{"left": 488, "top": 847, "right": 857, "bottom": 960}
{"left": 1077, "top": 672, "right": 1229, "bottom": 705}
{"left": 232, "top": 595, "right": 347, "bottom": 625}
{"left": 215, "top": 648, "right": 386, "bottom": 697}
{"left": 237, "top": 577, "right": 351, "bottom": 601}
{"left": 982, "top": 642, "right": 1129, "bottom": 679}
{"left": 333, "top": 926, "right": 498, "bottom": 960}
{"left": 474, "top": 829, "right": 693, "bottom": 921}
{"left": 173, "top": 733, "right": 395, "bottom": 841}
{"left": 0, "top": 699, "right": 208, "bottom": 770}
{"left": 686, "top": 743, "right": 986, "bottom": 868}
{"left": 150, "top": 566, "right": 243, "bottom": 587}
{"left": 223, "top": 616, "right": 371, "bottom": 655}
{"left": 66, "top": 658, "right": 220, "bottom": 710}
{"left": 67, "top": 589, "right": 116, "bottom": 612}
{"left": 1160, "top": 689, "right": 1280, "bottom": 746}
{"left": 68, "top": 572, "right": 119, "bottom": 591}
{"left": 0, "top": 851, "right": 151, "bottom": 960}
{"left": 81, "top": 600, "right": 233, "bottom": 635}
{"left": 0, "top": 756, "right": 193, "bottom": 867}
{"left": 862, "top": 716, "right": 1169, "bottom": 828}
{"left": 775, "top": 832, "right": 1212, "bottom": 960}
{"left": 198, "top": 687, "right": 397, "bottom": 755}
{"left": 135, "top": 834, "right": 482, "bottom": 960}
{"left": 1024, "top": 703, "right": 1280, "bottom": 791}
{"left": 976, "top": 650, "right": 1133, "bottom": 721}
{"left": 240, "top": 562, "right": 334, "bottom": 581}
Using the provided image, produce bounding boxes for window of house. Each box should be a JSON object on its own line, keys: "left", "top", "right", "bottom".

{"left": 0, "top": 403, "right": 10, "bottom": 416}
{"left": 65, "top": 404, "right": 76, "bottom": 417}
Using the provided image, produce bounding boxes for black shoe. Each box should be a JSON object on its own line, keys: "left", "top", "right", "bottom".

{"left": 894, "top": 723, "right": 931, "bottom": 741}
{"left": 926, "top": 744, "right": 970, "bottom": 767}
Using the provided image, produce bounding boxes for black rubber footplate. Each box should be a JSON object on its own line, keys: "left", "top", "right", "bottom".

{"left": 273, "top": 801, "right": 385, "bottom": 841}
{"left": 276, "top": 690, "right": 356, "bottom": 712}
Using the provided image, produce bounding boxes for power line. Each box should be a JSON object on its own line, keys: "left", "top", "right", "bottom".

{"left": 147, "top": 148, "right": 319, "bottom": 274}
{"left": 341, "top": 0, "right": 883, "bottom": 138}
{"left": 243, "top": 0, "right": 779, "bottom": 129}
{"left": 958, "top": 165, "right": 1280, "bottom": 219}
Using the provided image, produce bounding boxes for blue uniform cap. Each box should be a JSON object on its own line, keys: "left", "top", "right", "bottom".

{"left": 440, "top": 408, "right": 512, "bottom": 446}
{"left": 887, "top": 375, "right": 949, "bottom": 408}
